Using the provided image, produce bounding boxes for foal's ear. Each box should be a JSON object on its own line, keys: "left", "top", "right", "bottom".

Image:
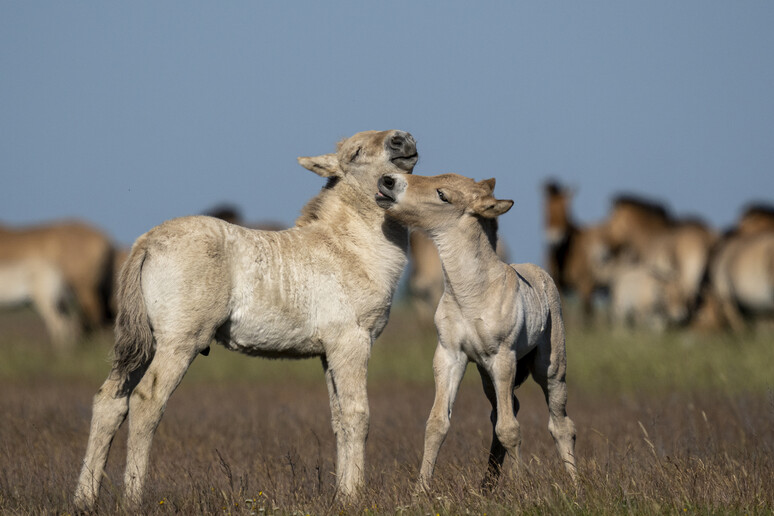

{"left": 472, "top": 196, "right": 514, "bottom": 218}
{"left": 297, "top": 153, "right": 340, "bottom": 178}
{"left": 480, "top": 178, "right": 496, "bottom": 194}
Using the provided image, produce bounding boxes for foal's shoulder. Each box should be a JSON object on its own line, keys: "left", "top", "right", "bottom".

{"left": 508, "top": 262, "right": 559, "bottom": 293}
{"left": 509, "top": 262, "right": 550, "bottom": 280}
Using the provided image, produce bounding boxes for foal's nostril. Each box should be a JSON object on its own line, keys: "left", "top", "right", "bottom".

{"left": 389, "top": 135, "right": 405, "bottom": 150}
{"left": 382, "top": 175, "right": 395, "bottom": 189}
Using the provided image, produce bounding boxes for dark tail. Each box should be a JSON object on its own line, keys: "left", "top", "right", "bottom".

{"left": 112, "top": 236, "right": 155, "bottom": 376}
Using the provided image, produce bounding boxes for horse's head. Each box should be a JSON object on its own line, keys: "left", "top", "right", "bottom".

{"left": 295, "top": 130, "right": 417, "bottom": 227}
{"left": 375, "top": 173, "right": 512, "bottom": 235}
{"left": 297, "top": 130, "right": 417, "bottom": 191}
{"left": 543, "top": 181, "right": 574, "bottom": 246}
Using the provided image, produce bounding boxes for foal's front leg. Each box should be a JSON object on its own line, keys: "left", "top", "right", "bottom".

{"left": 476, "top": 363, "right": 519, "bottom": 490}
{"left": 484, "top": 351, "right": 522, "bottom": 469}
{"left": 323, "top": 335, "right": 371, "bottom": 500}
{"left": 417, "top": 342, "right": 468, "bottom": 491}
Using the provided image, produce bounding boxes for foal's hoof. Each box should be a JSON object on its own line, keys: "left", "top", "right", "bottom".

{"left": 412, "top": 480, "right": 431, "bottom": 501}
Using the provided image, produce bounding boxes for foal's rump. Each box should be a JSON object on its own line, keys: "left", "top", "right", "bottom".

{"left": 113, "top": 216, "right": 234, "bottom": 374}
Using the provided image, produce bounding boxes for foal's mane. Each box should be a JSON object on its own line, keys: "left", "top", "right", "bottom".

{"left": 476, "top": 216, "right": 499, "bottom": 251}
{"left": 295, "top": 177, "right": 341, "bottom": 227}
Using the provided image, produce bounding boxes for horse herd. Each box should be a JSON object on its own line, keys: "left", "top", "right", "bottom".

{"left": 544, "top": 181, "right": 774, "bottom": 332}
{"left": 0, "top": 129, "right": 769, "bottom": 508}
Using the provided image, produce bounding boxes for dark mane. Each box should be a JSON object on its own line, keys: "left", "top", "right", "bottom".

{"left": 612, "top": 194, "right": 671, "bottom": 220}
{"left": 204, "top": 204, "right": 243, "bottom": 225}
{"left": 675, "top": 215, "right": 711, "bottom": 230}
{"left": 740, "top": 202, "right": 774, "bottom": 219}
{"left": 295, "top": 177, "right": 340, "bottom": 227}
{"left": 544, "top": 180, "right": 563, "bottom": 196}
{"left": 476, "top": 216, "right": 499, "bottom": 250}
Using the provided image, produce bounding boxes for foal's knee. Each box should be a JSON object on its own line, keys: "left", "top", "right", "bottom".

{"left": 341, "top": 401, "right": 370, "bottom": 437}
{"left": 495, "top": 418, "right": 521, "bottom": 452}
{"left": 548, "top": 414, "right": 576, "bottom": 445}
{"left": 426, "top": 411, "right": 451, "bottom": 439}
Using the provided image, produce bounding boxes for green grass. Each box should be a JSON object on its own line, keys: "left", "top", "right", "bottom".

{"left": 1, "top": 303, "right": 772, "bottom": 397}
{"left": 567, "top": 326, "right": 773, "bottom": 395}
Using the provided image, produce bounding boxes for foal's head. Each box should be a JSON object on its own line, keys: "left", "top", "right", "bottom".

{"left": 295, "top": 130, "right": 418, "bottom": 226}
{"left": 376, "top": 173, "right": 513, "bottom": 234}
{"left": 297, "top": 130, "right": 417, "bottom": 191}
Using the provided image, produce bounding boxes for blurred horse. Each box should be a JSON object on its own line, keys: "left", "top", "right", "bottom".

{"left": 543, "top": 181, "right": 611, "bottom": 318}
{"left": 0, "top": 258, "right": 81, "bottom": 348}
{"left": 407, "top": 230, "right": 443, "bottom": 323}
{"left": 609, "top": 263, "right": 688, "bottom": 332}
{"left": 646, "top": 220, "right": 717, "bottom": 317}
{"left": 605, "top": 195, "right": 671, "bottom": 261}
{"left": 736, "top": 203, "right": 774, "bottom": 235}
{"left": 604, "top": 195, "right": 716, "bottom": 323}
{"left": 709, "top": 224, "right": 774, "bottom": 332}
{"left": 0, "top": 220, "right": 114, "bottom": 330}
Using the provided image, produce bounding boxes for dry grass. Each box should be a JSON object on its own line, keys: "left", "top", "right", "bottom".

{"left": 0, "top": 304, "right": 772, "bottom": 514}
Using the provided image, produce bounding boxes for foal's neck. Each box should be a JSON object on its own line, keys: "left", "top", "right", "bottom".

{"left": 430, "top": 217, "right": 507, "bottom": 307}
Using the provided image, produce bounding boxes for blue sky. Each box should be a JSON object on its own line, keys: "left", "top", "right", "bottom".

{"left": 2, "top": 2, "right": 773, "bottom": 266}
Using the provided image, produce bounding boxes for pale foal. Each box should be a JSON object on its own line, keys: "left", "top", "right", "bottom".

{"left": 376, "top": 173, "right": 577, "bottom": 490}
{"left": 74, "top": 130, "right": 418, "bottom": 510}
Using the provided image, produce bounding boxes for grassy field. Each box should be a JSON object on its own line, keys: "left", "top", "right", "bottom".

{"left": 0, "top": 302, "right": 772, "bottom": 515}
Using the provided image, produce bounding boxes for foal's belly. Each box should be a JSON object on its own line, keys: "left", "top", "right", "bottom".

{"left": 216, "top": 305, "right": 325, "bottom": 358}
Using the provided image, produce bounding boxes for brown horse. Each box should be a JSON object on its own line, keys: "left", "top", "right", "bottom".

{"left": 203, "top": 204, "right": 287, "bottom": 231}
{"left": 604, "top": 195, "right": 716, "bottom": 324}
{"left": 736, "top": 203, "right": 774, "bottom": 236}
{"left": 604, "top": 195, "right": 672, "bottom": 261}
{"left": 0, "top": 220, "right": 114, "bottom": 330}
{"left": 543, "top": 181, "right": 610, "bottom": 318}
{"left": 0, "top": 258, "right": 81, "bottom": 348}
{"left": 709, "top": 229, "right": 774, "bottom": 331}
{"left": 704, "top": 204, "right": 774, "bottom": 331}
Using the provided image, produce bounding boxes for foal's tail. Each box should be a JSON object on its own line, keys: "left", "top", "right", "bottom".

{"left": 112, "top": 235, "right": 155, "bottom": 376}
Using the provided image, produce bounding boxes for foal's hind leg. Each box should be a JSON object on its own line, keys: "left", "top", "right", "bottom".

{"left": 123, "top": 340, "right": 200, "bottom": 506}
{"left": 533, "top": 329, "right": 577, "bottom": 480}
{"left": 534, "top": 372, "right": 577, "bottom": 480}
{"left": 74, "top": 366, "right": 142, "bottom": 510}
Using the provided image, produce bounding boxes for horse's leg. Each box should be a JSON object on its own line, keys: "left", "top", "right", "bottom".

{"left": 72, "top": 281, "right": 104, "bottom": 329}
{"left": 74, "top": 366, "right": 142, "bottom": 510}
{"left": 578, "top": 279, "right": 595, "bottom": 323}
{"left": 32, "top": 290, "right": 72, "bottom": 350}
{"left": 532, "top": 322, "right": 577, "bottom": 481}
{"left": 323, "top": 336, "right": 371, "bottom": 499}
{"left": 31, "top": 267, "right": 79, "bottom": 350}
{"left": 486, "top": 351, "right": 522, "bottom": 470}
{"left": 321, "top": 357, "right": 344, "bottom": 488}
{"left": 122, "top": 339, "right": 199, "bottom": 507}
{"left": 720, "top": 298, "right": 747, "bottom": 332}
{"left": 476, "top": 363, "right": 519, "bottom": 490}
{"left": 417, "top": 343, "right": 468, "bottom": 491}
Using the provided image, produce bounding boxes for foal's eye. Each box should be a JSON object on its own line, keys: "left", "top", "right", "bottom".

{"left": 437, "top": 189, "right": 450, "bottom": 203}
